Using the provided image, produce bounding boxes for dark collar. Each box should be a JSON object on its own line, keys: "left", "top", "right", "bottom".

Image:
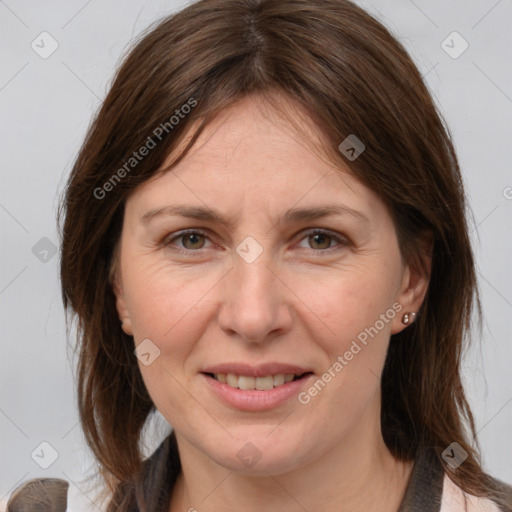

{"left": 398, "top": 447, "right": 444, "bottom": 512}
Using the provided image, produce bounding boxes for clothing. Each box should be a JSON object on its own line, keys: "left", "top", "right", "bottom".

{"left": 398, "top": 447, "right": 512, "bottom": 512}
{"left": 6, "top": 444, "right": 512, "bottom": 511}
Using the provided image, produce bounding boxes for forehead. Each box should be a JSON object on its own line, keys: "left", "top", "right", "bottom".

{"left": 166, "top": 94, "right": 334, "bottom": 177}
{"left": 126, "top": 94, "right": 383, "bottom": 223}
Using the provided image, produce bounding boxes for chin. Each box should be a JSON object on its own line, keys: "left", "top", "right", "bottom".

{"left": 200, "top": 430, "right": 313, "bottom": 476}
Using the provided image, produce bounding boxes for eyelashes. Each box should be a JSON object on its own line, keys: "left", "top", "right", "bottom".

{"left": 161, "top": 228, "right": 349, "bottom": 256}
{"left": 165, "top": 229, "right": 211, "bottom": 252}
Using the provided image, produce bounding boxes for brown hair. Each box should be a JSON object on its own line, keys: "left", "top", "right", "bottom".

{"left": 58, "top": 0, "right": 503, "bottom": 510}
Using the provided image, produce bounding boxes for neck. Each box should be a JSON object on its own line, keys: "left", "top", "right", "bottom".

{"left": 169, "top": 407, "right": 413, "bottom": 512}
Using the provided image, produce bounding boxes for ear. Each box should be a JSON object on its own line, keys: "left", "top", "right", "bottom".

{"left": 112, "top": 270, "right": 134, "bottom": 336}
{"left": 391, "top": 232, "right": 433, "bottom": 335}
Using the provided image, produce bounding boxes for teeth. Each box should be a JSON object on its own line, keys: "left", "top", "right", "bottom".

{"left": 273, "top": 374, "right": 285, "bottom": 386}
{"left": 255, "top": 375, "right": 274, "bottom": 391}
{"left": 238, "top": 376, "right": 255, "bottom": 390}
{"left": 213, "top": 373, "right": 300, "bottom": 390}
{"left": 226, "top": 373, "right": 238, "bottom": 387}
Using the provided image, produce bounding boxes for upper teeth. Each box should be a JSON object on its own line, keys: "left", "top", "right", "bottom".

{"left": 214, "top": 373, "right": 298, "bottom": 390}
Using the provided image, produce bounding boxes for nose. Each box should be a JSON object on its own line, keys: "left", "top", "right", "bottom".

{"left": 217, "top": 251, "right": 293, "bottom": 344}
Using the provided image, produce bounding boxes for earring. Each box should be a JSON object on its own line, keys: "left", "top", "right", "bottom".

{"left": 402, "top": 312, "right": 416, "bottom": 325}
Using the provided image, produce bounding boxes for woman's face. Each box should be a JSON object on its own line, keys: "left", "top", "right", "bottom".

{"left": 114, "top": 95, "right": 428, "bottom": 475}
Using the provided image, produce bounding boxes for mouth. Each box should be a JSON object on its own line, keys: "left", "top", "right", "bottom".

{"left": 203, "top": 372, "right": 314, "bottom": 391}
{"left": 201, "top": 370, "right": 315, "bottom": 411}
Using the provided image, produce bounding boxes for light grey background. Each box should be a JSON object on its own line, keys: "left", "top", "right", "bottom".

{"left": 1, "top": 0, "right": 511, "bottom": 509}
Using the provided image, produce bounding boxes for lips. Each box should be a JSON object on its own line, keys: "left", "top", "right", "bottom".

{"left": 201, "top": 369, "right": 315, "bottom": 411}
{"left": 200, "top": 363, "right": 314, "bottom": 406}
{"left": 201, "top": 362, "right": 313, "bottom": 378}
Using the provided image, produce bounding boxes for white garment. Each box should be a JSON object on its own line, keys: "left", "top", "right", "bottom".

{"left": 441, "top": 474, "right": 502, "bottom": 512}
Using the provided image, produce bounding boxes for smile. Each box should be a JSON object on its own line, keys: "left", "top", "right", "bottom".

{"left": 201, "top": 371, "right": 314, "bottom": 411}
{"left": 206, "top": 372, "right": 310, "bottom": 390}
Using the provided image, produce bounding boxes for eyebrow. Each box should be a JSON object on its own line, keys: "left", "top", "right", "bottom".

{"left": 140, "top": 203, "right": 370, "bottom": 229}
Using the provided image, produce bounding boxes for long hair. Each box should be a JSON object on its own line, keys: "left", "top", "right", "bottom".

{"left": 58, "top": 0, "right": 498, "bottom": 510}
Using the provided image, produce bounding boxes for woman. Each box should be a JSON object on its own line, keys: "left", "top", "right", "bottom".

{"left": 8, "top": 0, "right": 511, "bottom": 511}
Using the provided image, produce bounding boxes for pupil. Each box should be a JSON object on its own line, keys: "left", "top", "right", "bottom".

{"left": 185, "top": 233, "right": 203, "bottom": 249}
{"left": 311, "top": 234, "right": 330, "bottom": 249}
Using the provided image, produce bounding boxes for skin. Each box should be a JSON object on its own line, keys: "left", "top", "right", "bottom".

{"left": 113, "top": 94, "right": 431, "bottom": 512}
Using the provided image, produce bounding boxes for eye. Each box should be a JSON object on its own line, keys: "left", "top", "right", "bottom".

{"left": 296, "top": 229, "right": 348, "bottom": 252}
{"left": 161, "top": 228, "right": 348, "bottom": 256}
{"left": 162, "top": 229, "right": 213, "bottom": 253}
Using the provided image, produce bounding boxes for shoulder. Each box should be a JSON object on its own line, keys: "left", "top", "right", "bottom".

{"left": 400, "top": 446, "right": 512, "bottom": 512}
{"left": 6, "top": 434, "right": 178, "bottom": 512}
{"left": 6, "top": 478, "right": 69, "bottom": 511}
{"left": 441, "top": 473, "right": 512, "bottom": 512}
{"left": 6, "top": 477, "right": 103, "bottom": 512}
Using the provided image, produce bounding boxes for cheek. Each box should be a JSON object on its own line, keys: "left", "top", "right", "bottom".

{"left": 297, "top": 267, "right": 399, "bottom": 347}
{"left": 123, "top": 261, "right": 220, "bottom": 422}
{"left": 122, "top": 256, "right": 227, "bottom": 362}
{"left": 293, "top": 265, "right": 400, "bottom": 413}
{"left": 124, "top": 251, "right": 400, "bottom": 360}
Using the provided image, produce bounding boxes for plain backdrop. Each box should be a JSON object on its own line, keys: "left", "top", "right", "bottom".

{"left": 1, "top": 0, "right": 511, "bottom": 509}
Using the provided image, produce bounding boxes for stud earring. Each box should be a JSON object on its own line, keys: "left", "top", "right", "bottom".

{"left": 402, "top": 312, "right": 416, "bottom": 325}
